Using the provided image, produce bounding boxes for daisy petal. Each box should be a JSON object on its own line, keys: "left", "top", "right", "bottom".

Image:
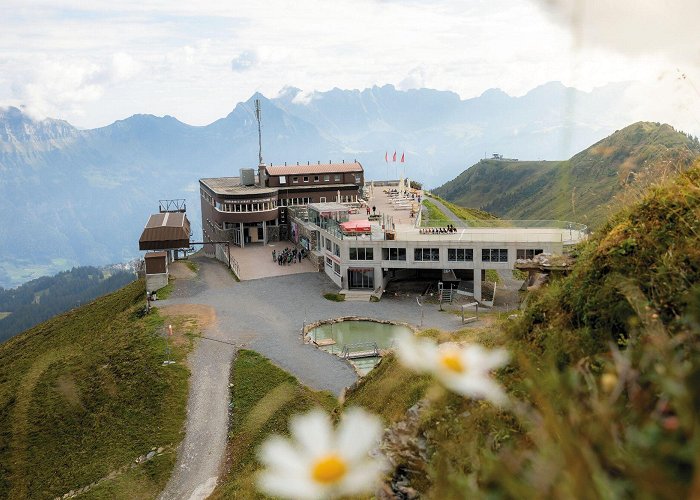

{"left": 338, "top": 458, "right": 387, "bottom": 496}
{"left": 336, "top": 408, "right": 383, "bottom": 462}
{"left": 289, "top": 409, "right": 333, "bottom": 457}
{"left": 258, "top": 435, "right": 308, "bottom": 474}
{"left": 395, "top": 332, "right": 435, "bottom": 371}
{"left": 258, "top": 470, "right": 323, "bottom": 500}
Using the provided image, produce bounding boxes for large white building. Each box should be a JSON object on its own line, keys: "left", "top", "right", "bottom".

{"left": 289, "top": 187, "right": 586, "bottom": 302}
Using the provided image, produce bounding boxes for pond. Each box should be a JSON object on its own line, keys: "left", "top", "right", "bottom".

{"left": 307, "top": 320, "right": 414, "bottom": 375}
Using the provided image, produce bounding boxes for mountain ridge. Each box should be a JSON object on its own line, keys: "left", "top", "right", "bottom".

{"left": 0, "top": 81, "right": 654, "bottom": 287}
{"left": 433, "top": 121, "right": 700, "bottom": 227}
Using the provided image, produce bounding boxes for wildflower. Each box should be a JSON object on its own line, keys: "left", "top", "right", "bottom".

{"left": 395, "top": 333, "right": 509, "bottom": 405}
{"left": 257, "top": 408, "right": 385, "bottom": 499}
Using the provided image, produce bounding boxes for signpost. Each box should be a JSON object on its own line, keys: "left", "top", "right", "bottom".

{"left": 163, "top": 324, "right": 176, "bottom": 365}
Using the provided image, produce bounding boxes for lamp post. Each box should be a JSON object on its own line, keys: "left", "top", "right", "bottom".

{"left": 416, "top": 297, "right": 424, "bottom": 328}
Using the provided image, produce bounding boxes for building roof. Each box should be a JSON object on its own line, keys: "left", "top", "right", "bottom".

{"left": 200, "top": 177, "right": 278, "bottom": 196}
{"left": 139, "top": 212, "right": 191, "bottom": 251}
{"left": 144, "top": 251, "right": 167, "bottom": 259}
{"left": 266, "top": 161, "right": 363, "bottom": 176}
{"left": 308, "top": 202, "right": 349, "bottom": 213}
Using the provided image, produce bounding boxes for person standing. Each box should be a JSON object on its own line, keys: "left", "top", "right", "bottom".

{"left": 272, "top": 249, "right": 276, "bottom": 262}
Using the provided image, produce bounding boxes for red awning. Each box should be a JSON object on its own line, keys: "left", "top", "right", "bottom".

{"left": 340, "top": 220, "right": 371, "bottom": 233}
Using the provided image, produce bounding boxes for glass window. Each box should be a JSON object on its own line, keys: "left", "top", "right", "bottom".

{"left": 382, "top": 247, "right": 406, "bottom": 261}
{"left": 334, "top": 263, "right": 341, "bottom": 276}
{"left": 334, "top": 243, "right": 340, "bottom": 257}
{"left": 326, "top": 257, "right": 332, "bottom": 267}
{"left": 324, "top": 175, "right": 330, "bottom": 182}
{"left": 326, "top": 239, "right": 332, "bottom": 251}
{"left": 293, "top": 177, "right": 298, "bottom": 183}
{"left": 350, "top": 248, "right": 374, "bottom": 260}
{"left": 280, "top": 175, "right": 286, "bottom": 184}
{"left": 314, "top": 175, "right": 319, "bottom": 182}
{"left": 414, "top": 248, "right": 439, "bottom": 261}
{"left": 517, "top": 249, "right": 543, "bottom": 260}
{"left": 334, "top": 174, "right": 341, "bottom": 182}
{"left": 303, "top": 176, "right": 309, "bottom": 182}
{"left": 448, "top": 248, "right": 474, "bottom": 261}
{"left": 482, "top": 249, "right": 508, "bottom": 262}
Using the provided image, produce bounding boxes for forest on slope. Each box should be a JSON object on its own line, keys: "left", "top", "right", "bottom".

{"left": 0, "top": 266, "right": 135, "bottom": 342}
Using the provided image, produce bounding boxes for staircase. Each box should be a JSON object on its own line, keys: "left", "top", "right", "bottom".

{"left": 439, "top": 288, "right": 455, "bottom": 303}
{"left": 341, "top": 290, "right": 373, "bottom": 302}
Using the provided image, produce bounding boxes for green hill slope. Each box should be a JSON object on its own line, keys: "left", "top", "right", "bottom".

{"left": 348, "top": 162, "right": 700, "bottom": 497}
{"left": 434, "top": 122, "right": 700, "bottom": 227}
{"left": 0, "top": 280, "right": 191, "bottom": 499}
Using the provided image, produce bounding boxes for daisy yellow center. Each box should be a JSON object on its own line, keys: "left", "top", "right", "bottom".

{"left": 311, "top": 454, "right": 347, "bottom": 484}
{"left": 440, "top": 351, "right": 466, "bottom": 373}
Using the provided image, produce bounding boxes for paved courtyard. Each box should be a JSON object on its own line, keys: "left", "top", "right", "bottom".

{"left": 229, "top": 242, "right": 317, "bottom": 280}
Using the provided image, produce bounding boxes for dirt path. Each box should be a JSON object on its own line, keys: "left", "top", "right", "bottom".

{"left": 158, "top": 264, "right": 236, "bottom": 500}
{"left": 158, "top": 256, "right": 475, "bottom": 499}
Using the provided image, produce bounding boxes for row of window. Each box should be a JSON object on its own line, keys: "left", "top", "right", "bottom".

{"left": 349, "top": 247, "right": 374, "bottom": 260}
{"left": 280, "top": 174, "right": 361, "bottom": 185}
{"left": 215, "top": 200, "right": 277, "bottom": 212}
{"left": 356, "top": 247, "right": 513, "bottom": 262}
{"left": 516, "top": 249, "right": 544, "bottom": 260}
{"left": 324, "top": 256, "right": 340, "bottom": 276}
{"left": 279, "top": 197, "right": 311, "bottom": 206}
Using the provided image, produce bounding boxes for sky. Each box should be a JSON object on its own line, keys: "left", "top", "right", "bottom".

{"left": 0, "top": 0, "right": 698, "bottom": 133}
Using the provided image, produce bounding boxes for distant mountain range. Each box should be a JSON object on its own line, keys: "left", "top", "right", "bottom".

{"left": 433, "top": 122, "right": 700, "bottom": 228}
{"left": 0, "top": 81, "right": 641, "bottom": 286}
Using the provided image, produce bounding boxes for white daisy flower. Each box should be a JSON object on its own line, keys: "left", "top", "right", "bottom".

{"left": 257, "top": 407, "right": 386, "bottom": 499}
{"left": 395, "top": 333, "right": 510, "bottom": 405}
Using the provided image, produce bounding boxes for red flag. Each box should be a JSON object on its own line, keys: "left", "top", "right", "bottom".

{"left": 385, "top": 151, "right": 388, "bottom": 163}
{"left": 400, "top": 152, "right": 405, "bottom": 163}
{"left": 392, "top": 151, "right": 397, "bottom": 162}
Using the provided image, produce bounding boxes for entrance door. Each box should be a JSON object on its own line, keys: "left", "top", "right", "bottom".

{"left": 348, "top": 269, "right": 374, "bottom": 289}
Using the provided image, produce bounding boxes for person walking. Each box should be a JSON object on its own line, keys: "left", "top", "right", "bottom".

{"left": 272, "top": 249, "right": 276, "bottom": 262}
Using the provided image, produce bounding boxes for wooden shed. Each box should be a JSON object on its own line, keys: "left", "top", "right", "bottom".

{"left": 144, "top": 251, "right": 168, "bottom": 292}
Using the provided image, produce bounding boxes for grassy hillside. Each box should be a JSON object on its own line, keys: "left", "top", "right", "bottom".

{"left": 360, "top": 162, "right": 700, "bottom": 497}
{"left": 0, "top": 280, "right": 192, "bottom": 499}
{"left": 435, "top": 122, "right": 700, "bottom": 228}
{"left": 209, "top": 350, "right": 336, "bottom": 499}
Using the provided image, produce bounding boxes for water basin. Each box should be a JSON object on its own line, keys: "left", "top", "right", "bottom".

{"left": 307, "top": 320, "right": 413, "bottom": 375}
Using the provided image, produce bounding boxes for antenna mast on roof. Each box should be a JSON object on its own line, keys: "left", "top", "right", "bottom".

{"left": 255, "top": 98, "right": 263, "bottom": 165}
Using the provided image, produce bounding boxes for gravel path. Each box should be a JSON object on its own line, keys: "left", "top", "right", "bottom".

{"left": 158, "top": 256, "right": 469, "bottom": 499}
{"left": 426, "top": 196, "right": 462, "bottom": 223}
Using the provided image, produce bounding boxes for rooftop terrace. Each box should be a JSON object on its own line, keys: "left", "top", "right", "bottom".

{"left": 299, "top": 183, "right": 588, "bottom": 245}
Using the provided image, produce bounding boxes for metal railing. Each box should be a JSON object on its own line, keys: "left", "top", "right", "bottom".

{"left": 341, "top": 342, "right": 380, "bottom": 359}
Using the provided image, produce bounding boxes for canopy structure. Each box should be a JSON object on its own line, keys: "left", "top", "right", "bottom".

{"left": 340, "top": 219, "right": 371, "bottom": 234}
{"left": 139, "top": 212, "right": 191, "bottom": 250}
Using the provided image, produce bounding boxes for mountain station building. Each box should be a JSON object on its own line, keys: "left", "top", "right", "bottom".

{"left": 199, "top": 161, "right": 364, "bottom": 249}
{"left": 199, "top": 162, "right": 587, "bottom": 302}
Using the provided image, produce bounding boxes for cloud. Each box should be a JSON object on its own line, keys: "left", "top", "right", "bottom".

{"left": 398, "top": 67, "right": 427, "bottom": 90}
{"left": 533, "top": 0, "right": 700, "bottom": 62}
{"left": 6, "top": 52, "right": 143, "bottom": 120}
{"left": 231, "top": 50, "right": 257, "bottom": 72}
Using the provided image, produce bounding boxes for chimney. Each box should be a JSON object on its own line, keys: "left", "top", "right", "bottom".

{"left": 284, "top": 161, "right": 287, "bottom": 166}
{"left": 342, "top": 159, "right": 344, "bottom": 163}
{"left": 258, "top": 162, "right": 267, "bottom": 187}
{"left": 318, "top": 160, "right": 320, "bottom": 165}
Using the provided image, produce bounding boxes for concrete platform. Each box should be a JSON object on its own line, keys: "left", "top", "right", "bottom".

{"left": 230, "top": 243, "right": 317, "bottom": 280}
